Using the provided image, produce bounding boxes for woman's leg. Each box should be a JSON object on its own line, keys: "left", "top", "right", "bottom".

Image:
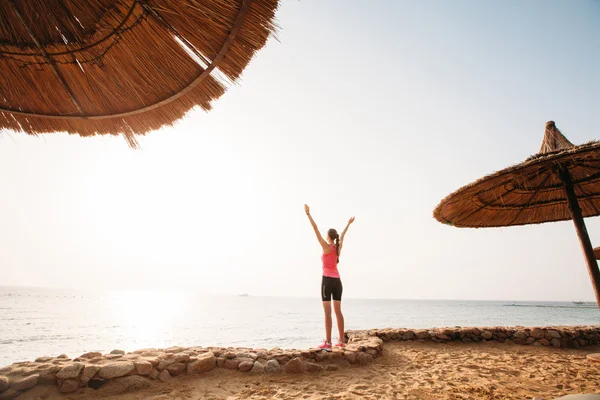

{"left": 322, "top": 301, "right": 333, "bottom": 343}
{"left": 333, "top": 300, "right": 345, "bottom": 343}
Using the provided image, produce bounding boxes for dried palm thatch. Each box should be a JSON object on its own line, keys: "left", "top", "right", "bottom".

{"left": 434, "top": 121, "right": 600, "bottom": 306}
{"left": 434, "top": 122, "right": 600, "bottom": 227}
{"left": 0, "top": 0, "right": 279, "bottom": 147}
{"left": 595, "top": 247, "right": 600, "bottom": 260}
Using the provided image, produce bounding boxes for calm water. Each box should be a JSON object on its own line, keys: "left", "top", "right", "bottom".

{"left": 1, "top": 286, "right": 598, "bottom": 367}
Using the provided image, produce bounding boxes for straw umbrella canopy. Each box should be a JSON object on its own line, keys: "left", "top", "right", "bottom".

{"left": 434, "top": 121, "right": 600, "bottom": 306}
{"left": 0, "top": 0, "right": 278, "bottom": 147}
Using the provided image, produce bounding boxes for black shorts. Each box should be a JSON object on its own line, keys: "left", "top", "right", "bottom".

{"left": 321, "top": 276, "right": 343, "bottom": 301}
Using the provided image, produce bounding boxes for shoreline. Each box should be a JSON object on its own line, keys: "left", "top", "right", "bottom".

{"left": 0, "top": 325, "right": 599, "bottom": 398}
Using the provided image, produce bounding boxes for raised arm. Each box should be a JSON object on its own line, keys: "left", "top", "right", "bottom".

{"left": 338, "top": 216, "right": 355, "bottom": 256}
{"left": 304, "top": 204, "right": 329, "bottom": 252}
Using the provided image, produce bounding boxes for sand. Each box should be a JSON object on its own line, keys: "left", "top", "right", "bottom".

{"left": 25, "top": 341, "right": 600, "bottom": 400}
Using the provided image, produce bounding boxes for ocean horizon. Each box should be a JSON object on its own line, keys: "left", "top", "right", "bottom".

{"left": 1, "top": 286, "right": 598, "bottom": 367}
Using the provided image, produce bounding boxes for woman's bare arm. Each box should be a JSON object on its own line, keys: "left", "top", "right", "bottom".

{"left": 338, "top": 216, "right": 355, "bottom": 256}
{"left": 304, "top": 204, "right": 330, "bottom": 253}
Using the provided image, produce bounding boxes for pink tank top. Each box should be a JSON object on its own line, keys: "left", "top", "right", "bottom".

{"left": 322, "top": 244, "right": 340, "bottom": 278}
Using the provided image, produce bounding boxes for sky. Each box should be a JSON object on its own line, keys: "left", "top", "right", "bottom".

{"left": 2, "top": 0, "right": 600, "bottom": 301}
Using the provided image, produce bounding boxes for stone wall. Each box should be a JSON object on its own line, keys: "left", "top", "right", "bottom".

{"left": 0, "top": 337, "right": 383, "bottom": 399}
{"left": 1, "top": 325, "right": 598, "bottom": 399}
{"left": 348, "top": 325, "right": 600, "bottom": 348}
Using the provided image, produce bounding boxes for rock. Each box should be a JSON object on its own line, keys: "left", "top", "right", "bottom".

{"left": 237, "top": 352, "right": 258, "bottom": 360}
{"left": 105, "top": 354, "right": 123, "bottom": 360}
{"left": 224, "top": 352, "right": 237, "bottom": 359}
{"left": 173, "top": 353, "right": 190, "bottom": 364}
{"left": 274, "top": 356, "right": 290, "bottom": 365}
{"left": 265, "top": 359, "right": 281, "bottom": 373}
{"left": 10, "top": 374, "right": 39, "bottom": 391}
{"left": 81, "top": 365, "right": 101, "bottom": 384}
{"left": 56, "top": 362, "right": 84, "bottom": 379}
{"left": 34, "top": 357, "right": 53, "bottom": 363}
{"left": 305, "top": 362, "right": 322, "bottom": 373}
{"left": 149, "top": 369, "right": 159, "bottom": 380}
{"left": 551, "top": 338, "right": 561, "bottom": 348}
{"left": 415, "top": 330, "right": 430, "bottom": 339}
{"left": 187, "top": 352, "right": 216, "bottom": 374}
{"left": 59, "top": 379, "right": 79, "bottom": 393}
{"left": 133, "top": 348, "right": 158, "bottom": 355}
{"left": 79, "top": 352, "right": 102, "bottom": 359}
{"left": 345, "top": 352, "right": 356, "bottom": 364}
{"left": 36, "top": 366, "right": 59, "bottom": 385}
{"left": 0, "top": 389, "right": 21, "bottom": 400}
{"left": 165, "top": 346, "right": 186, "bottom": 354}
{"left": 156, "top": 360, "right": 168, "bottom": 371}
{"left": 251, "top": 362, "right": 264, "bottom": 374}
{"left": 300, "top": 351, "right": 312, "bottom": 359}
{"left": 57, "top": 354, "right": 69, "bottom": 359}
{"left": 402, "top": 331, "right": 415, "bottom": 340}
{"left": 216, "top": 357, "right": 225, "bottom": 368}
{"left": 165, "top": 363, "right": 185, "bottom": 376}
{"left": 481, "top": 331, "right": 493, "bottom": 340}
{"left": 0, "top": 376, "right": 8, "bottom": 392}
{"left": 158, "top": 370, "right": 171, "bottom": 382}
{"left": 110, "top": 350, "right": 126, "bottom": 355}
{"left": 539, "top": 339, "right": 551, "bottom": 346}
{"left": 284, "top": 357, "right": 304, "bottom": 374}
{"left": 357, "top": 352, "right": 370, "bottom": 365}
{"left": 530, "top": 328, "right": 545, "bottom": 339}
{"left": 143, "top": 357, "right": 160, "bottom": 367}
{"left": 239, "top": 361, "right": 254, "bottom": 372}
{"left": 325, "top": 365, "right": 339, "bottom": 371}
{"left": 98, "top": 362, "right": 135, "bottom": 379}
{"left": 134, "top": 360, "right": 153, "bottom": 376}
{"left": 513, "top": 331, "right": 527, "bottom": 339}
{"left": 223, "top": 359, "right": 241, "bottom": 370}
{"left": 102, "top": 375, "right": 151, "bottom": 394}
{"left": 526, "top": 337, "right": 536, "bottom": 345}
{"left": 461, "top": 338, "right": 473, "bottom": 343}
{"left": 548, "top": 330, "right": 561, "bottom": 339}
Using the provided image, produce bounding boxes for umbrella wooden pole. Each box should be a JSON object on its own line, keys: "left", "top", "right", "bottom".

{"left": 558, "top": 167, "right": 600, "bottom": 307}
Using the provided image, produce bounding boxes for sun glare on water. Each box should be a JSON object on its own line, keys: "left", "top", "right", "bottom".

{"left": 109, "top": 290, "right": 188, "bottom": 351}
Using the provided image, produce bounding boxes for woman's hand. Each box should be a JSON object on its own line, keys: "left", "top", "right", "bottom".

{"left": 348, "top": 216, "right": 355, "bottom": 225}
{"left": 304, "top": 204, "right": 310, "bottom": 215}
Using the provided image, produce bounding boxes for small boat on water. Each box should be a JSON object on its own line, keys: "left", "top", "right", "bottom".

{"left": 239, "top": 293, "right": 249, "bottom": 297}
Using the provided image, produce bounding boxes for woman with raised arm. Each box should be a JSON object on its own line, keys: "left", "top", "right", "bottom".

{"left": 304, "top": 204, "right": 355, "bottom": 350}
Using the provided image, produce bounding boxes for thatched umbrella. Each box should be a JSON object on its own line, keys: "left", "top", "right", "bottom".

{"left": 0, "top": 0, "right": 278, "bottom": 147}
{"left": 434, "top": 121, "right": 600, "bottom": 306}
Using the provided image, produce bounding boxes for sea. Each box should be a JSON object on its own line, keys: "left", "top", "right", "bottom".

{"left": 1, "top": 286, "right": 598, "bottom": 367}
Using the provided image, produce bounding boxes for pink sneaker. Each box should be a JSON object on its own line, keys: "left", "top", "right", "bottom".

{"left": 318, "top": 340, "right": 332, "bottom": 351}
{"left": 334, "top": 342, "right": 345, "bottom": 349}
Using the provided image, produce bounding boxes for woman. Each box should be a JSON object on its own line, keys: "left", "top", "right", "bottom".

{"left": 304, "top": 204, "right": 355, "bottom": 350}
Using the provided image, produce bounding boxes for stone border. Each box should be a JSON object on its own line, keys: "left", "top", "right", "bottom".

{"left": 352, "top": 325, "right": 600, "bottom": 348}
{"left": 0, "top": 337, "right": 383, "bottom": 398}
{"left": 1, "top": 325, "right": 598, "bottom": 398}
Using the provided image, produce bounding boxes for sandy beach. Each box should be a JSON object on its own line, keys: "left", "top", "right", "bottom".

{"left": 20, "top": 341, "right": 600, "bottom": 400}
